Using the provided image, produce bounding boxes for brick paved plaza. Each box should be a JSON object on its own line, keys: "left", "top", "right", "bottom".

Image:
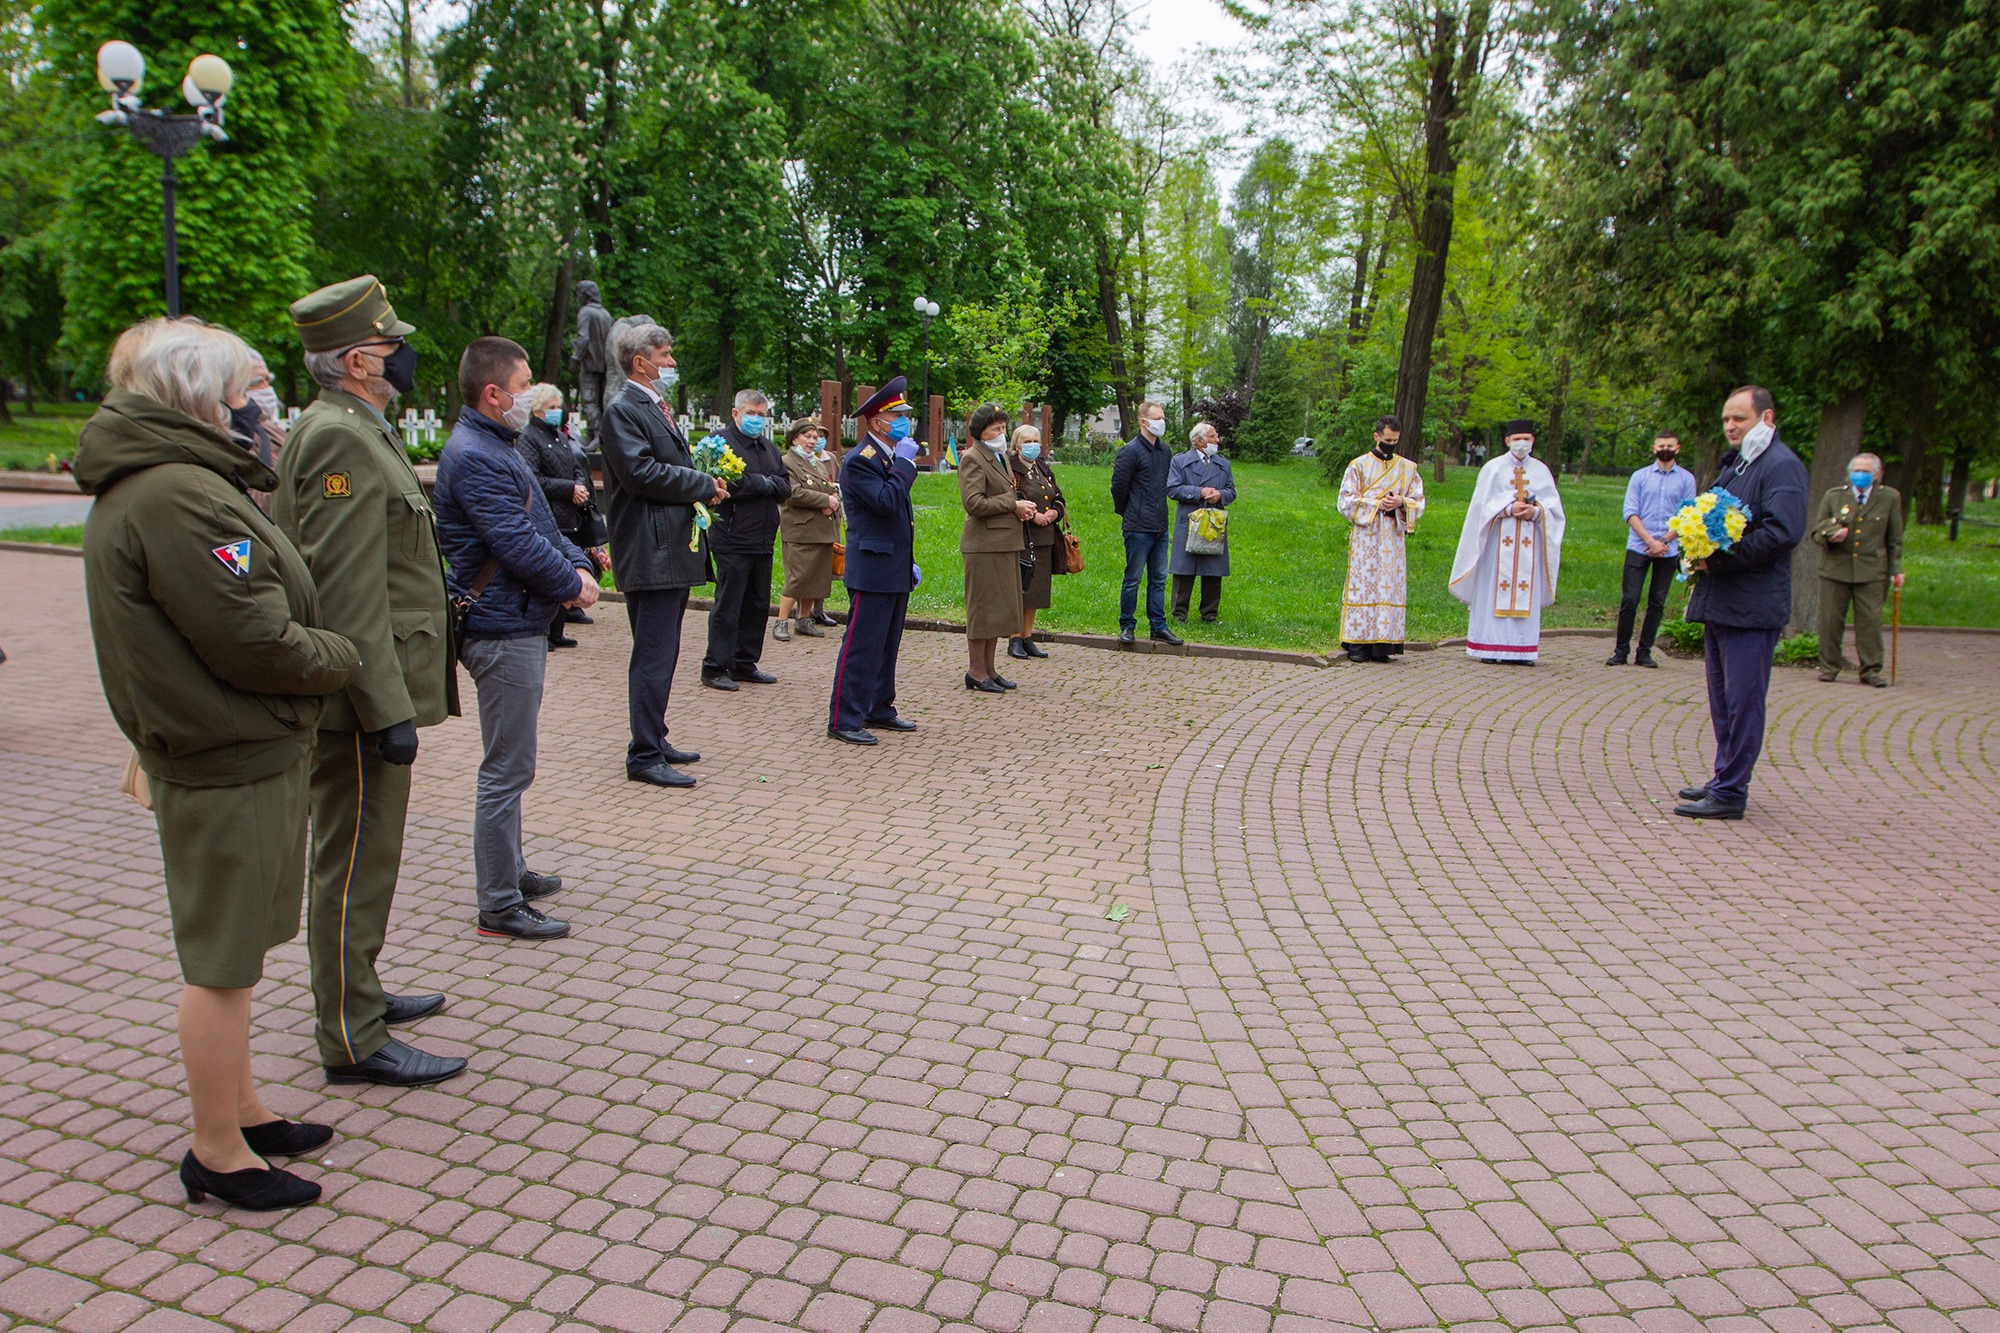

{"left": 3, "top": 546, "right": 1999, "bottom": 1333}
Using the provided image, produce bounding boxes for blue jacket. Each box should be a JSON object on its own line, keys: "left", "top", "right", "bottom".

{"left": 1167, "top": 448, "right": 1237, "bottom": 577}
{"left": 435, "top": 410, "right": 591, "bottom": 638}
{"left": 1110, "top": 432, "right": 1172, "bottom": 533}
{"left": 1686, "top": 433, "right": 1809, "bottom": 631}
{"left": 840, "top": 433, "right": 917, "bottom": 594}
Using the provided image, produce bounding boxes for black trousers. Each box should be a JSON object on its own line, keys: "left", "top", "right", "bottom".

{"left": 1615, "top": 551, "right": 1677, "bottom": 658}
{"left": 828, "top": 590, "right": 908, "bottom": 732}
{"left": 1704, "top": 624, "right": 1780, "bottom": 805}
{"left": 1171, "top": 574, "right": 1222, "bottom": 622}
{"left": 703, "top": 550, "right": 773, "bottom": 678}
{"left": 625, "top": 586, "right": 690, "bottom": 773}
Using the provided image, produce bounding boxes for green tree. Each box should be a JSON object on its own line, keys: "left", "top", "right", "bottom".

{"left": 1151, "top": 155, "right": 1231, "bottom": 418}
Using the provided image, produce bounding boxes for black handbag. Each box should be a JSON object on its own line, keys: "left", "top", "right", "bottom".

{"left": 1018, "top": 542, "right": 1037, "bottom": 592}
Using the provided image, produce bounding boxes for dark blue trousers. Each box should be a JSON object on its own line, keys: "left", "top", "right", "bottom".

{"left": 625, "top": 586, "right": 690, "bottom": 773}
{"left": 828, "top": 590, "right": 908, "bottom": 732}
{"left": 1703, "top": 624, "right": 1780, "bottom": 804}
{"left": 1120, "top": 530, "right": 1170, "bottom": 632}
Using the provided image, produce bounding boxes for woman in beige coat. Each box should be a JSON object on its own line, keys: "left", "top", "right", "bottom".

{"left": 776, "top": 418, "right": 840, "bottom": 640}
{"left": 958, "top": 403, "right": 1035, "bottom": 692}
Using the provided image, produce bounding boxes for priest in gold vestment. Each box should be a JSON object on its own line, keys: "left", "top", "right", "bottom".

{"left": 1337, "top": 416, "right": 1427, "bottom": 662}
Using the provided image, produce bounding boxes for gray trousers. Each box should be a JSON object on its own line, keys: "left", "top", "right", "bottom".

{"left": 460, "top": 635, "right": 546, "bottom": 914}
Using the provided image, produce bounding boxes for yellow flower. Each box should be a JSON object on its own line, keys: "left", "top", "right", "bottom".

{"left": 1696, "top": 493, "right": 1717, "bottom": 514}
{"left": 1723, "top": 509, "right": 1747, "bottom": 540}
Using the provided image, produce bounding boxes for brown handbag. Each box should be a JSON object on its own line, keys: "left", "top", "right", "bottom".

{"left": 1061, "top": 519, "right": 1083, "bottom": 575}
{"left": 832, "top": 542, "right": 846, "bottom": 576}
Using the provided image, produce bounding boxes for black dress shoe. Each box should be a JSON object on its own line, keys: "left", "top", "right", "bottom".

{"left": 383, "top": 992, "right": 446, "bottom": 1024}
{"left": 730, "top": 668, "right": 777, "bottom": 684}
{"left": 663, "top": 744, "right": 701, "bottom": 765}
{"left": 519, "top": 869, "right": 562, "bottom": 901}
{"left": 628, "top": 762, "right": 696, "bottom": 789}
{"left": 1861, "top": 674, "right": 1888, "bottom": 688}
{"left": 811, "top": 609, "right": 839, "bottom": 626}
{"left": 965, "top": 673, "right": 1006, "bottom": 694}
{"left": 1678, "top": 784, "right": 1710, "bottom": 801}
{"left": 992, "top": 673, "right": 1017, "bottom": 690}
{"left": 1151, "top": 627, "right": 1185, "bottom": 646}
{"left": 548, "top": 634, "right": 578, "bottom": 649}
{"left": 828, "top": 727, "right": 878, "bottom": 745}
{"left": 325, "top": 1037, "right": 468, "bottom": 1087}
{"left": 1347, "top": 648, "right": 1369, "bottom": 662}
{"left": 1118, "top": 627, "right": 1135, "bottom": 644}
{"left": 1605, "top": 653, "right": 1628, "bottom": 666}
{"left": 1635, "top": 656, "right": 1660, "bottom": 668}
{"left": 1007, "top": 637, "right": 1031, "bottom": 659}
{"left": 866, "top": 716, "right": 918, "bottom": 731}
{"left": 239, "top": 1119, "right": 334, "bottom": 1159}
{"left": 701, "top": 674, "right": 739, "bottom": 692}
{"left": 1673, "top": 795, "right": 1745, "bottom": 820}
{"left": 181, "top": 1152, "right": 321, "bottom": 1210}
{"left": 1022, "top": 639, "right": 1048, "bottom": 658}
{"left": 478, "top": 903, "right": 571, "bottom": 940}
{"left": 565, "top": 609, "right": 593, "bottom": 624}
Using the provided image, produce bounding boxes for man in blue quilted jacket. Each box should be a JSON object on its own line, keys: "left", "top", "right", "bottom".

{"left": 434, "top": 337, "right": 599, "bottom": 939}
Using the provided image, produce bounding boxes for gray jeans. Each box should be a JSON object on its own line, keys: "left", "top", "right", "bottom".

{"left": 459, "top": 635, "right": 546, "bottom": 914}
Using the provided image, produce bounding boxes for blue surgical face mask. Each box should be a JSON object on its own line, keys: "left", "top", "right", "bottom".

{"left": 887, "top": 415, "right": 914, "bottom": 441}
{"left": 740, "top": 413, "right": 767, "bottom": 436}
{"left": 542, "top": 409, "right": 563, "bottom": 426}
{"left": 1850, "top": 470, "right": 1874, "bottom": 490}
{"left": 1021, "top": 443, "right": 1042, "bottom": 461}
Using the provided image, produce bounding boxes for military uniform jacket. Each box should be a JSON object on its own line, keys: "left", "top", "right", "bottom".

{"left": 1812, "top": 484, "right": 1903, "bottom": 584}
{"left": 274, "top": 388, "right": 452, "bottom": 733}
{"left": 840, "top": 435, "right": 917, "bottom": 594}
{"left": 959, "top": 443, "right": 1027, "bottom": 554}
{"left": 781, "top": 450, "right": 840, "bottom": 545}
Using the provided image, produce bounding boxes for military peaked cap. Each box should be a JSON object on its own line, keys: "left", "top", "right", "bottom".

{"left": 290, "top": 276, "right": 416, "bottom": 353}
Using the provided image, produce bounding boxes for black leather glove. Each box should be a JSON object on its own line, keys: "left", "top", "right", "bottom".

{"left": 370, "top": 719, "right": 419, "bottom": 766}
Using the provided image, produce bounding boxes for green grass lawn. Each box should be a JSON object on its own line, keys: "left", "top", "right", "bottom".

{"left": 0, "top": 403, "right": 92, "bottom": 472}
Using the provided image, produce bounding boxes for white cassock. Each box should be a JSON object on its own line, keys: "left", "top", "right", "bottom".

{"left": 1337, "top": 451, "right": 1426, "bottom": 647}
{"left": 1449, "top": 452, "right": 1566, "bottom": 661}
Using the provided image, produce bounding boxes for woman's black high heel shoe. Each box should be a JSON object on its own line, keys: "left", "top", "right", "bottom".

{"left": 240, "top": 1119, "right": 334, "bottom": 1159}
{"left": 181, "top": 1151, "right": 322, "bottom": 1210}
{"left": 964, "top": 673, "right": 1006, "bottom": 694}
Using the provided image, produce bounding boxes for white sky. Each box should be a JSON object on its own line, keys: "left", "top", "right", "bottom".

{"left": 1125, "top": 0, "right": 1245, "bottom": 70}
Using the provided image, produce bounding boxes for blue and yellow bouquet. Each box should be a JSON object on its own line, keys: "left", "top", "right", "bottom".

{"left": 687, "top": 434, "right": 749, "bottom": 550}
{"left": 1667, "top": 487, "right": 1751, "bottom": 581}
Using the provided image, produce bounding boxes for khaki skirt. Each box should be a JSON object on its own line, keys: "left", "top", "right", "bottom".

{"left": 964, "top": 549, "right": 1025, "bottom": 638}
{"left": 151, "top": 756, "right": 311, "bottom": 989}
{"left": 1023, "top": 535, "right": 1058, "bottom": 611}
{"left": 782, "top": 538, "right": 835, "bottom": 600}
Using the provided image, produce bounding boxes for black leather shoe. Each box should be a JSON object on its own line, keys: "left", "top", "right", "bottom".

{"left": 1007, "top": 637, "right": 1031, "bottom": 659}
{"left": 663, "top": 744, "right": 701, "bottom": 765}
{"left": 1861, "top": 674, "right": 1888, "bottom": 688}
{"left": 1605, "top": 653, "right": 1628, "bottom": 666}
{"left": 1118, "top": 627, "right": 1135, "bottom": 644}
{"left": 1635, "top": 656, "right": 1660, "bottom": 668}
{"left": 1022, "top": 639, "right": 1048, "bottom": 658}
{"left": 828, "top": 727, "right": 877, "bottom": 745}
{"left": 519, "top": 870, "right": 561, "bottom": 901}
{"left": 1151, "top": 627, "right": 1185, "bottom": 646}
{"left": 564, "top": 609, "right": 593, "bottom": 625}
{"left": 383, "top": 992, "right": 445, "bottom": 1024}
{"left": 628, "top": 763, "right": 695, "bottom": 789}
{"left": 239, "top": 1119, "right": 334, "bottom": 1159}
{"left": 992, "top": 673, "right": 1017, "bottom": 690}
{"left": 1673, "top": 795, "right": 1745, "bottom": 820}
{"left": 181, "top": 1152, "right": 321, "bottom": 1210}
{"left": 730, "top": 668, "right": 777, "bottom": 684}
{"left": 866, "top": 716, "right": 918, "bottom": 732}
{"left": 477, "top": 903, "right": 571, "bottom": 940}
{"left": 1678, "top": 784, "right": 1710, "bottom": 801}
{"left": 965, "top": 673, "right": 1006, "bottom": 694}
{"left": 701, "top": 674, "right": 739, "bottom": 691}
{"left": 325, "top": 1038, "right": 468, "bottom": 1087}
{"left": 548, "top": 634, "right": 578, "bottom": 649}
{"left": 811, "top": 609, "right": 838, "bottom": 626}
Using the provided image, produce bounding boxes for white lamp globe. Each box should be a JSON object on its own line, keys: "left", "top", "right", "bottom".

{"left": 96, "top": 40, "right": 145, "bottom": 95}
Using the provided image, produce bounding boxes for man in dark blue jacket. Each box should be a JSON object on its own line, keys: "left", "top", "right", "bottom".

{"left": 1676, "top": 385, "right": 1809, "bottom": 820}
{"left": 434, "top": 338, "right": 597, "bottom": 938}
{"left": 827, "top": 377, "right": 923, "bottom": 744}
{"left": 1109, "top": 403, "right": 1184, "bottom": 646}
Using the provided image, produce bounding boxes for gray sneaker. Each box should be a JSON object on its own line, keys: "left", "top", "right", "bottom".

{"left": 795, "top": 616, "right": 825, "bottom": 638}
{"left": 772, "top": 618, "right": 791, "bottom": 642}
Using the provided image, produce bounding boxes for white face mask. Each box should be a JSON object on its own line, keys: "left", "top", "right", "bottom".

{"left": 1144, "top": 417, "right": 1165, "bottom": 438}
{"left": 248, "top": 385, "right": 280, "bottom": 419}
{"left": 1740, "top": 420, "right": 1774, "bottom": 458}
{"left": 1507, "top": 438, "right": 1532, "bottom": 460}
{"left": 499, "top": 387, "right": 532, "bottom": 432}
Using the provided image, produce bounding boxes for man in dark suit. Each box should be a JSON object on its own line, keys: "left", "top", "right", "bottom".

{"left": 1675, "top": 385, "right": 1809, "bottom": 820}
{"left": 827, "top": 377, "right": 923, "bottom": 745}
{"left": 596, "top": 323, "right": 728, "bottom": 789}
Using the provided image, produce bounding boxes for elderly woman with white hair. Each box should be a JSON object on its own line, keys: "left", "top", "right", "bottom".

{"left": 72, "top": 319, "right": 361, "bottom": 1210}
{"left": 514, "top": 382, "right": 604, "bottom": 647}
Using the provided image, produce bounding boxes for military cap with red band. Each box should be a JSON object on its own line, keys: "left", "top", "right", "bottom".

{"left": 854, "top": 376, "right": 913, "bottom": 419}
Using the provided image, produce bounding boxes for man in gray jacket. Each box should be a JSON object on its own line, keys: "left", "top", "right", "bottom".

{"left": 596, "top": 323, "right": 727, "bottom": 790}
{"left": 1109, "top": 402, "right": 1184, "bottom": 646}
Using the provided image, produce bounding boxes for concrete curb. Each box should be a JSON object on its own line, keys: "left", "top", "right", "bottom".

{"left": 0, "top": 540, "right": 82, "bottom": 558}
{"left": 0, "top": 473, "right": 81, "bottom": 494}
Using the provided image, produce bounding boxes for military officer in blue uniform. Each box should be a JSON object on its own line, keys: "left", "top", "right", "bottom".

{"left": 827, "top": 377, "right": 923, "bottom": 745}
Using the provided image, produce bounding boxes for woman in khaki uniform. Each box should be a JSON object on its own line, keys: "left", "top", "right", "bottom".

{"left": 776, "top": 418, "right": 840, "bottom": 640}
{"left": 958, "top": 403, "right": 1036, "bottom": 692}
{"left": 75, "top": 319, "right": 360, "bottom": 1211}
{"left": 1008, "top": 422, "right": 1066, "bottom": 660}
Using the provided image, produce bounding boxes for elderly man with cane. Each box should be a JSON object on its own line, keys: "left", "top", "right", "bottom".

{"left": 1810, "top": 451, "right": 1904, "bottom": 687}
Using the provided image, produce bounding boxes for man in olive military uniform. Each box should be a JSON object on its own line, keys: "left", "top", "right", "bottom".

{"left": 274, "top": 276, "right": 465, "bottom": 1087}
{"left": 1811, "top": 451, "right": 1904, "bottom": 687}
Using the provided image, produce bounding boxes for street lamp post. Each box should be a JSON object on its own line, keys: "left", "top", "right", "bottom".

{"left": 911, "top": 295, "right": 939, "bottom": 436}
{"left": 93, "top": 42, "right": 234, "bottom": 319}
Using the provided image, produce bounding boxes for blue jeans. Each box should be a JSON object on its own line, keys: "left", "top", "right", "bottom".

{"left": 1120, "top": 530, "right": 1170, "bottom": 632}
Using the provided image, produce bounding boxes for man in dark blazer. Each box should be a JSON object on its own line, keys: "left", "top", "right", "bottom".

{"left": 700, "top": 388, "right": 791, "bottom": 691}
{"left": 827, "top": 376, "right": 923, "bottom": 745}
{"left": 597, "top": 323, "right": 728, "bottom": 789}
{"left": 1675, "top": 385, "right": 1809, "bottom": 820}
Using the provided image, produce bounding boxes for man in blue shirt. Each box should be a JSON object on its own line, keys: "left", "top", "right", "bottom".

{"left": 1609, "top": 430, "right": 1697, "bottom": 667}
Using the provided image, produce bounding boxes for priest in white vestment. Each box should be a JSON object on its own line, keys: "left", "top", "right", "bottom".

{"left": 1337, "top": 416, "right": 1426, "bottom": 661}
{"left": 1449, "top": 419, "right": 1567, "bottom": 663}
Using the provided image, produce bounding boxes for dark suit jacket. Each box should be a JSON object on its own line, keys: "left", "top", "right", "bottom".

{"left": 597, "top": 382, "right": 716, "bottom": 592}
{"left": 706, "top": 422, "right": 792, "bottom": 555}
{"left": 1686, "top": 434, "right": 1809, "bottom": 631}
{"left": 840, "top": 434, "right": 917, "bottom": 594}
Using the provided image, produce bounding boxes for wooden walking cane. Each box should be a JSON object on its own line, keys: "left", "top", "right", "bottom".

{"left": 1891, "top": 584, "right": 1901, "bottom": 685}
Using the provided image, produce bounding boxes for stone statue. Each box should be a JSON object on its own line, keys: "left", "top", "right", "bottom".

{"left": 571, "top": 279, "right": 613, "bottom": 436}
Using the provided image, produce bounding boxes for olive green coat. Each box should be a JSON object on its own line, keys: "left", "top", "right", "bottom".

{"left": 74, "top": 390, "right": 360, "bottom": 787}
{"left": 273, "top": 389, "right": 452, "bottom": 732}
{"left": 1811, "top": 483, "right": 1903, "bottom": 584}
